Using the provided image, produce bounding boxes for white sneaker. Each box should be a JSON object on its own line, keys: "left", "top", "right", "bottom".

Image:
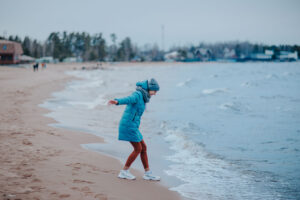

{"left": 118, "top": 169, "right": 136, "bottom": 180}
{"left": 143, "top": 170, "right": 160, "bottom": 181}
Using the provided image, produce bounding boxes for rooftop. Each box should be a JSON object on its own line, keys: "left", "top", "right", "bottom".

{"left": 0, "top": 40, "right": 23, "bottom": 54}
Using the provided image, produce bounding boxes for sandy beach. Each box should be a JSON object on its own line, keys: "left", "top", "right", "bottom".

{"left": 0, "top": 63, "right": 183, "bottom": 200}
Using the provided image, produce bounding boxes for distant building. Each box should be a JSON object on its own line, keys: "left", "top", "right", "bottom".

{"left": 265, "top": 50, "right": 274, "bottom": 56}
{"left": 250, "top": 50, "right": 274, "bottom": 61}
{"left": 164, "top": 51, "right": 179, "bottom": 62}
{"left": 131, "top": 56, "right": 142, "bottom": 62}
{"left": 36, "top": 56, "right": 58, "bottom": 63}
{"left": 63, "top": 57, "right": 82, "bottom": 63}
{"left": 223, "top": 48, "right": 237, "bottom": 59}
{"left": 194, "top": 48, "right": 212, "bottom": 61}
{"left": 20, "top": 55, "right": 35, "bottom": 63}
{"left": 250, "top": 53, "right": 272, "bottom": 61}
{"left": 0, "top": 40, "right": 23, "bottom": 64}
{"left": 278, "top": 51, "right": 298, "bottom": 61}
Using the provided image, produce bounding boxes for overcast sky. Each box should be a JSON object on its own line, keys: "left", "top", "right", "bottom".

{"left": 1, "top": 0, "right": 299, "bottom": 49}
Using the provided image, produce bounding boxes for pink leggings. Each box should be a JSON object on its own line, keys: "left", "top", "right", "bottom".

{"left": 125, "top": 140, "right": 149, "bottom": 169}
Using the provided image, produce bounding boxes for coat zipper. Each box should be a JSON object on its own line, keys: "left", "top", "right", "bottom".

{"left": 132, "top": 112, "right": 137, "bottom": 121}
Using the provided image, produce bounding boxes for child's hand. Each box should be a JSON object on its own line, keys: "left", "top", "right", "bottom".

{"left": 108, "top": 100, "right": 118, "bottom": 105}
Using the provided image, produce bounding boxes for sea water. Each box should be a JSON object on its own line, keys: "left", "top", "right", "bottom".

{"left": 40, "top": 62, "right": 300, "bottom": 200}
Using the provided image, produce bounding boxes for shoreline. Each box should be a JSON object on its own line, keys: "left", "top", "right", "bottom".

{"left": 0, "top": 63, "right": 183, "bottom": 200}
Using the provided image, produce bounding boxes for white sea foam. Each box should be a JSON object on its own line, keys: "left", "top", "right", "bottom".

{"left": 265, "top": 73, "right": 279, "bottom": 80}
{"left": 241, "top": 81, "right": 259, "bottom": 87}
{"left": 68, "top": 79, "right": 105, "bottom": 89}
{"left": 282, "top": 71, "right": 293, "bottom": 77}
{"left": 219, "top": 101, "right": 250, "bottom": 112}
{"left": 68, "top": 94, "right": 107, "bottom": 109}
{"left": 202, "top": 88, "right": 229, "bottom": 95}
{"left": 160, "top": 124, "right": 280, "bottom": 200}
{"left": 176, "top": 78, "right": 193, "bottom": 87}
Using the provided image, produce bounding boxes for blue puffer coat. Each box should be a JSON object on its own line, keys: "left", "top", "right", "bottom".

{"left": 114, "top": 80, "right": 148, "bottom": 142}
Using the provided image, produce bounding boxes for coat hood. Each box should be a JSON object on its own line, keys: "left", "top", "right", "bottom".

{"left": 136, "top": 80, "right": 148, "bottom": 91}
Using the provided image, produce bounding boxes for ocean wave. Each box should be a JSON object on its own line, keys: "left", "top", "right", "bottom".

{"left": 241, "top": 81, "right": 259, "bottom": 87}
{"left": 260, "top": 95, "right": 287, "bottom": 100}
{"left": 68, "top": 94, "right": 107, "bottom": 109}
{"left": 160, "top": 122, "right": 280, "bottom": 200}
{"left": 282, "top": 71, "right": 294, "bottom": 77}
{"left": 265, "top": 73, "right": 279, "bottom": 80}
{"left": 176, "top": 78, "right": 194, "bottom": 87}
{"left": 219, "top": 101, "right": 250, "bottom": 112}
{"left": 66, "top": 70, "right": 95, "bottom": 79}
{"left": 202, "top": 88, "right": 229, "bottom": 95}
{"left": 210, "top": 74, "right": 219, "bottom": 78}
{"left": 68, "top": 79, "right": 105, "bottom": 89}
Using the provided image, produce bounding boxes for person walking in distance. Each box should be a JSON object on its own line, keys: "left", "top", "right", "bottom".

{"left": 108, "top": 78, "right": 161, "bottom": 181}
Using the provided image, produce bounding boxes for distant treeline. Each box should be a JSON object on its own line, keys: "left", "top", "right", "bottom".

{"left": 0, "top": 32, "right": 140, "bottom": 61}
{"left": 1, "top": 32, "right": 300, "bottom": 62}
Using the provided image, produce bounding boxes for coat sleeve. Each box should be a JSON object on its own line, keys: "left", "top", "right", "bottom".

{"left": 114, "top": 92, "right": 139, "bottom": 105}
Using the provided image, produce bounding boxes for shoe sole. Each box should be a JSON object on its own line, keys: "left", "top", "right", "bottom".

{"left": 143, "top": 176, "right": 160, "bottom": 181}
{"left": 118, "top": 175, "right": 136, "bottom": 180}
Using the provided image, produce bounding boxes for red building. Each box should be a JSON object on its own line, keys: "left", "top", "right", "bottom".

{"left": 0, "top": 40, "right": 23, "bottom": 64}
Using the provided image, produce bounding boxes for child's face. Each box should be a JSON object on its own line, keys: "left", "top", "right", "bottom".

{"left": 149, "top": 90, "right": 157, "bottom": 96}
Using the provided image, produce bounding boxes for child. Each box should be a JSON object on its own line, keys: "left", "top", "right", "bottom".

{"left": 108, "top": 78, "right": 160, "bottom": 181}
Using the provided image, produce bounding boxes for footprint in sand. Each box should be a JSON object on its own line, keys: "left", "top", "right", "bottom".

{"left": 22, "top": 173, "right": 32, "bottom": 179}
{"left": 71, "top": 186, "right": 79, "bottom": 190}
{"left": 47, "top": 149, "right": 63, "bottom": 157}
{"left": 10, "top": 131, "right": 23, "bottom": 135}
{"left": 66, "top": 162, "right": 117, "bottom": 175}
{"left": 94, "top": 193, "right": 108, "bottom": 200}
{"left": 18, "top": 187, "right": 34, "bottom": 194}
{"left": 66, "top": 163, "right": 83, "bottom": 171}
{"left": 71, "top": 186, "right": 95, "bottom": 197}
{"left": 30, "top": 185, "right": 45, "bottom": 191}
{"left": 59, "top": 194, "right": 71, "bottom": 198}
{"left": 22, "top": 139, "right": 33, "bottom": 145}
{"left": 32, "top": 178, "right": 41, "bottom": 183}
{"left": 2, "top": 193, "right": 17, "bottom": 199}
{"left": 25, "top": 168, "right": 35, "bottom": 172}
{"left": 73, "top": 179, "right": 94, "bottom": 184}
{"left": 3, "top": 172, "right": 19, "bottom": 178}
{"left": 47, "top": 131, "right": 60, "bottom": 136}
{"left": 80, "top": 186, "right": 94, "bottom": 197}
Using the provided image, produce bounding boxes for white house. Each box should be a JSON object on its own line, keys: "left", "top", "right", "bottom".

{"left": 265, "top": 50, "right": 274, "bottom": 56}
{"left": 223, "top": 48, "right": 236, "bottom": 59}
{"left": 63, "top": 57, "right": 83, "bottom": 63}
{"left": 278, "top": 51, "right": 298, "bottom": 61}
{"left": 164, "top": 51, "right": 179, "bottom": 61}
{"left": 251, "top": 53, "right": 272, "bottom": 60}
{"left": 36, "top": 56, "right": 57, "bottom": 63}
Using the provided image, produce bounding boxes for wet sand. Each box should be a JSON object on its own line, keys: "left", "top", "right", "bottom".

{"left": 0, "top": 63, "right": 183, "bottom": 200}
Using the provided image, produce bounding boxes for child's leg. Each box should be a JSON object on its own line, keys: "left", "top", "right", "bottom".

{"left": 140, "top": 140, "right": 149, "bottom": 171}
{"left": 123, "top": 142, "right": 142, "bottom": 170}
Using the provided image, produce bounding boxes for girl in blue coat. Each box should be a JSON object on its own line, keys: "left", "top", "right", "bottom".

{"left": 108, "top": 78, "right": 161, "bottom": 181}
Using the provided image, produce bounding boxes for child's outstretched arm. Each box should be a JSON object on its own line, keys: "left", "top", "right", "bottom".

{"left": 108, "top": 92, "right": 139, "bottom": 105}
{"left": 108, "top": 100, "right": 118, "bottom": 105}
